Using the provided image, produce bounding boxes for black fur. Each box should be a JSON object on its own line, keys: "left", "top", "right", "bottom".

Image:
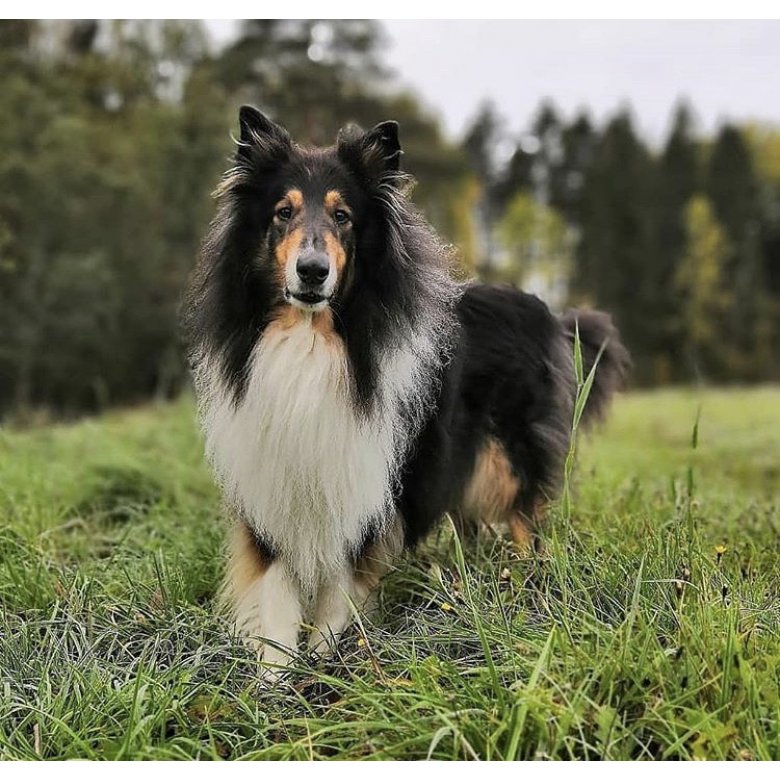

{"left": 182, "top": 109, "right": 629, "bottom": 556}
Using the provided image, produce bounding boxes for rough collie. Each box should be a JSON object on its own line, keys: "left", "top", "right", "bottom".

{"left": 181, "top": 106, "right": 629, "bottom": 671}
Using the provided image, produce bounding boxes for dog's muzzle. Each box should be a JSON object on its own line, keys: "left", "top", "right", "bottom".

{"left": 285, "top": 250, "right": 334, "bottom": 310}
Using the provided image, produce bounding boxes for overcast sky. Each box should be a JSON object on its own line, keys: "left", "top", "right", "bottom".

{"left": 209, "top": 20, "right": 780, "bottom": 145}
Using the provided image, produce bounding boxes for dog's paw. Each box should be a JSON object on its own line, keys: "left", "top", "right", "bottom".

{"left": 307, "top": 628, "right": 339, "bottom": 661}
{"left": 256, "top": 645, "right": 297, "bottom": 687}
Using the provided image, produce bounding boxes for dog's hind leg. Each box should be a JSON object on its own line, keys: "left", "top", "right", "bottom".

{"left": 460, "top": 437, "right": 527, "bottom": 545}
{"left": 221, "top": 522, "right": 302, "bottom": 675}
{"left": 507, "top": 512, "right": 534, "bottom": 552}
{"left": 508, "top": 496, "right": 547, "bottom": 555}
{"left": 458, "top": 437, "right": 550, "bottom": 554}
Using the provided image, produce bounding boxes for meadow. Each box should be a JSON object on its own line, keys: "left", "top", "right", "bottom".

{"left": 0, "top": 387, "right": 778, "bottom": 760}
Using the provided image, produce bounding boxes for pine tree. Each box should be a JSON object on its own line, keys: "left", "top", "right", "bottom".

{"left": 705, "top": 125, "right": 767, "bottom": 379}
{"left": 655, "top": 102, "right": 701, "bottom": 378}
{"left": 462, "top": 101, "right": 505, "bottom": 274}
{"left": 554, "top": 112, "right": 596, "bottom": 226}
{"left": 675, "top": 195, "right": 730, "bottom": 379}
{"left": 575, "top": 110, "right": 659, "bottom": 382}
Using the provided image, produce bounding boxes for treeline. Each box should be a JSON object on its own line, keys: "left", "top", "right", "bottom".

{"left": 1, "top": 21, "right": 778, "bottom": 419}
{"left": 466, "top": 102, "right": 780, "bottom": 384}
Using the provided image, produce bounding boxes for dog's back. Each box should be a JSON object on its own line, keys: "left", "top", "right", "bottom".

{"left": 398, "top": 283, "right": 630, "bottom": 549}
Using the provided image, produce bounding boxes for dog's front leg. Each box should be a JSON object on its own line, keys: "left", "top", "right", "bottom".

{"left": 224, "top": 523, "right": 302, "bottom": 674}
{"left": 307, "top": 567, "right": 363, "bottom": 657}
{"left": 308, "top": 517, "right": 405, "bottom": 656}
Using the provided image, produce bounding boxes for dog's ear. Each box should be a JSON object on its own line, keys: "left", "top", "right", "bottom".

{"left": 236, "top": 105, "right": 291, "bottom": 164}
{"left": 338, "top": 120, "right": 402, "bottom": 179}
{"left": 364, "top": 121, "right": 402, "bottom": 172}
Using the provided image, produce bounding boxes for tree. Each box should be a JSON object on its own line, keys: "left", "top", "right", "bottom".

{"left": 705, "top": 124, "right": 769, "bottom": 379}
{"left": 0, "top": 20, "right": 225, "bottom": 416}
{"left": 653, "top": 102, "right": 701, "bottom": 377}
{"left": 675, "top": 195, "right": 730, "bottom": 379}
{"left": 530, "top": 101, "right": 565, "bottom": 215}
{"left": 574, "top": 110, "right": 660, "bottom": 382}
{"left": 216, "top": 20, "right": 386, "bottom": 145}
{"left": 554, "top": 111, "right": 596, "bottom": 225}
{"left": 742, "top": 124, "right": 780, "bottom": 378}
{"left": 462, "top": 101, "right": 505, "bottom": 274}
{"left": 497, "top": 193, "right": 572, "bottom": 309}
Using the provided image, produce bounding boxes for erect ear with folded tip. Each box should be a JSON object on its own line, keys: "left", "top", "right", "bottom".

{"left": 337, "top": 120, "right": 403, "bottom": 179}
{"left": 236, "top": 105, "right": 291, "bottom": 163}
{"left": 365, "top": 120, "right": 402, "bottom": 172}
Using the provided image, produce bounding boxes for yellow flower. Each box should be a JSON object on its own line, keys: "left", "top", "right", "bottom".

{"left": 714, "top": 545, "right": 727, "bottom": 555}
{"left": 440, "top": 602, "right": 454, "bottom": 612}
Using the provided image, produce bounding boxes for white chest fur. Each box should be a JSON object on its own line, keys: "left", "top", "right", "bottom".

{"left": 198, "top": 315, "right": 433, "bottom": 595}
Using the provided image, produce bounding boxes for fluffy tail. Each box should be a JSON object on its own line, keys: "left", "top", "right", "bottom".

{"left": 560, "top": 309, "right": 631, "bottom": 427}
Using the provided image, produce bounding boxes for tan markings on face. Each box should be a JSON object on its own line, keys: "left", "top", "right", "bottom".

{"left": 322, "top": 191, "right": 351, "bottom": 280}
{"left": 324, "top": 189, "right": 348, "bottom": 214}
{"left": 272, "top": 189, "right": 306, "bottom": 282}
{"left": 273, "top": 227, "right": 303, "bottom": 280}
{"left": 323, "top": 232, "right": 347, "bottom": 276}
{"left": 286, "top": 189, "right": 304, "bottom": 211}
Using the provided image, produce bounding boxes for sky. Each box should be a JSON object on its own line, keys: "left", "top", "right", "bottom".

{"left": 208, "top": 20, "right": 780, "bottom": 145}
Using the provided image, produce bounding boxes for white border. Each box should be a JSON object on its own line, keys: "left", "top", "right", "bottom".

{"left": 5, "top": 5, "right": 780, "bottom": 21}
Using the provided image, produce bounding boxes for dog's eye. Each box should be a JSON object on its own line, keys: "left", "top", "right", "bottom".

{"left": 276, "top": 206, "right": 292, "bottom": 222}
{"left": 334, "top": 209, "right": 351, "bottom": 226}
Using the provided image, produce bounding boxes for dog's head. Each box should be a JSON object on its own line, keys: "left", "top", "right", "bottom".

{"left": 185, "top": 106, "right": 457, "bottom": 403}
{"left": 223, "top": 106, "right": 403, "bottom": 314}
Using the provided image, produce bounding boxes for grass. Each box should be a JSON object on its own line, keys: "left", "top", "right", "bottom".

{"left": 0, "top": 387, "right": 778, "bottom": 760}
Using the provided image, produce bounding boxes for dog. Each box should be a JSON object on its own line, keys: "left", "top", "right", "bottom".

{"left": 181, "top": 106, "right": 629, "bottom": 671}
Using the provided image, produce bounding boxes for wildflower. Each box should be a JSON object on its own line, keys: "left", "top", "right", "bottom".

{"left": 715, "top": 544, "right": 727, "bottom": 563}
{"left": 440, "top": 602, "right": 454, "bottom": 612}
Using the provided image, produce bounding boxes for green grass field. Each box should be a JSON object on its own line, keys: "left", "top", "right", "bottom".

{"left": 1, "top": 388, "right": 778, "bottom": 760}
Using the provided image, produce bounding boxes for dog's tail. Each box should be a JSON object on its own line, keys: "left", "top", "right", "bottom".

{"left": 560, "top": 309, "right": 631, "bottom": 428}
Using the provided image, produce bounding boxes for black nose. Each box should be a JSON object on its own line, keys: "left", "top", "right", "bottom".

{"left": 296, "top": 253, "right": 330, "bottom": 286}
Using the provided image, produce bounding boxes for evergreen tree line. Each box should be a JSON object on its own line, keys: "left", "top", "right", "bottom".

{"left": 465, "top": 102, "right": 780, "bottom": 385}
{"left": 1, "top": 21, "right": 778, "bottom": 419}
